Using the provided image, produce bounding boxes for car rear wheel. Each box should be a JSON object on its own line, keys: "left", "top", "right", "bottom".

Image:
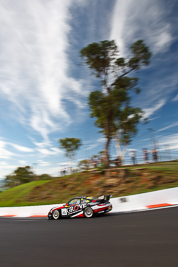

{"left": 52, "top": 210, "right": 60, "bottom": 220}
{"left": 84, "top": 207, "right": 93, "bottom": 218}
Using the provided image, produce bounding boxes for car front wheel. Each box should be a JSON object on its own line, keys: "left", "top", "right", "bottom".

{"left": 84, "top": 207, "right": 93, "bottom": 218}
{"left": 52, "top": 210, "right": 60, "bottom": 220}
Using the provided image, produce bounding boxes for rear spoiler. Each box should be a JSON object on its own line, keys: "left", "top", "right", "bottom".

{"left": 98, "top": 194, "right": 112, "bottom": 203}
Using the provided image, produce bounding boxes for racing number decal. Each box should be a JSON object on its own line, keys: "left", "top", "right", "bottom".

{"left": 73, "top": 205, "right": 79, "bottom": 211}
{"left": 61, "top": 208, "right": 68, "bottom": 215}
{"left": 68, "top": 205, "right": 80, "bottom": 214}
{"left": 62, "top": 203, "right": 88, "bottom": 216}
{"left": 67, "top": 204, "right": 87, "bottom": 215}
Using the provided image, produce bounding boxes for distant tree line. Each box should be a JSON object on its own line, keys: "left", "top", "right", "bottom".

{"left": 4, "top": 166, "right": 52, "bottom": 189}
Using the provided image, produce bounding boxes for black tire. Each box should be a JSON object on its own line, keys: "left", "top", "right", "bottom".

{"left": 52, "top": 210, "right": 60, "bottom": 220}
{"left": 84, "top": 207, "right": 93, "bottom": 218}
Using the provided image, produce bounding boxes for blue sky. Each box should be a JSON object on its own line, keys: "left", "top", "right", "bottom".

{"left": 0, "top": 0, "right": 178, "bottom": 177}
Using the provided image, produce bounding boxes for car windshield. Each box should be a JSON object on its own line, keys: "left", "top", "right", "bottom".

{"left": 68, "top": 199, "right": 80, "bottom": 205}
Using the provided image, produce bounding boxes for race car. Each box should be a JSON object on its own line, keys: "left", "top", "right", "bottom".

{"left": 48, "top": 195, "right": 112, "bottom": 219}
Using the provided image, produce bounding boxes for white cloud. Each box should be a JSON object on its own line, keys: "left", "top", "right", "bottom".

{"left": 0, "top": 0, "right": 86, "bottom": 140}
{"left": 85, "top": 144, "right": 99, "bottom": 151}
{"left": 149, "top": 116, "right": 160, "bottom": 121}
{"left": 31, "top": 139, "right": 52, "bottom": 148}
{"left": 109, "top": 0, "right": 178, "bottom": 115}
{"left": 59, "top": 162, "right": 71, "bottom": 166}
{"left": 18, "top": 160, "right": 28, "bottom": 166}
{"left": 37, "top": 147, "right": 60, "bottom": 156}
{"left": 1, "top": 161, "right": 7, "bottom": 166}
{"left": 143, "top": 99, "right": 166, "bottom": 118}
{"left": 159, "top": 133, "right": 178, "bottom": 150}
{"left": 83, "top": 137, "right": 106, "bottom": 151}
{"left": 140, "top": 138, "right": 150, "bottom": 142}
{"left": 110, "top": 0, "right": 173, "bottom": 55}
{"left": 10, "top": 144, "right": 34, "bottom": 153}
{"left": 97, "top": 137, "right": 106, "bottom": 143}
{"left": 31, "top": 137, "right": 63, "bottom": 157}
{"left": 0, "top": 138, "right": 36, "bottom": 163}
{"left": 172, "top": 95, "right": 178, "bottom": 102}
{"left": 0, "top": 164, "right": 17, "bottom": 171}
{"left": 0, "top": 140, "right": 14, "bottom": 159}
{"left": 0, "top": 160, "right": 21, "bottom": 177}
{"left": 157, "top": 122, "right": 178, "bottom": 133}
{"left": 38, "top": 160, "right": 50, "bottom": 167}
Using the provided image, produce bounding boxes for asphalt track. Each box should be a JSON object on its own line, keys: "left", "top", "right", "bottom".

{"left": 0, "top": 207, "right": 178, "bottom": 267}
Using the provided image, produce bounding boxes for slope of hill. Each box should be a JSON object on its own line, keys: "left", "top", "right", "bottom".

{"left": 0, "top": 161, "right": 178, "bottom": 207}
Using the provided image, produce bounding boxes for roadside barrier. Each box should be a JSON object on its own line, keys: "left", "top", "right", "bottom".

{"left": 0, "top": 187, "right": 178, "bottom": 218}
{"left": 111, "top": 187, "right": 178, "bottom": 213}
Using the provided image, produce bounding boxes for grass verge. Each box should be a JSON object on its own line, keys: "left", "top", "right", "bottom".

{"left": 0, "top": 161, "right": 178, "bottom": 207}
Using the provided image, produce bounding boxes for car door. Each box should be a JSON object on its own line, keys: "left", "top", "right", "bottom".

{"left": 67, "top": 198, "right": 81, "bottom": 216}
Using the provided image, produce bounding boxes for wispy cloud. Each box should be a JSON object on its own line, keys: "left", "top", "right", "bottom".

{"left": 0, "top": 0, "right": 86, "bottom": 140}
{"left": 159, "top": 133, "right": 178, "bottom": 150}
{"left": 110, "top": 0, "right": 178, "bottom": 111}
{"left": 10, "top": 143, "right": 34, "bottom": 153}
{"left": 85, "top": 144, "right": 99, "bottom": 151}
{"left": 0, "top": 139, "right": 35, "bottom": 162}
{"left": 172, "top": 94, "right": 178, "bottom": 102}
{"left": 156, "top": 122, "right": 178, "bottom": 133}
{"left": 84, "top": 137, "right": 106, "bottom": 151}
{"left": 0, "top": 140, "right": 14, "bottom": 159}
{"left": 143, "top": 99, "right": 166, "bottom": 118}
{"left": 110, "top": 0, "right": 174, "bottom": 55}
{"left": 18, "top": 160, "right": 28, "bottom": 166}
{"left": 38, "top": 160, "right": 50, "bottom": 167}
{"left": 36, "top": 147, "right": 61, "bottom": 156}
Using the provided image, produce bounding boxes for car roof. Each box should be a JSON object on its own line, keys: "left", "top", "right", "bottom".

{"left": 69, "top": 196, "right": 93, "bottom": 200}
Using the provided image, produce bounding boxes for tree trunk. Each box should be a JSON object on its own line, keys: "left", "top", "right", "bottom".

{"left": 105, "top": 119, "right": 111, "bottom": 168}
{"left": 105, "top": 137, "right": 110, "bottom": 168}
{"left": 114, "top": 131, "right": 127, "bottom": 165}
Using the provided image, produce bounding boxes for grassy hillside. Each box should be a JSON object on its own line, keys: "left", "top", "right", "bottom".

{"left": 0, "top": 161, "right": 178, "bottom": 207}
